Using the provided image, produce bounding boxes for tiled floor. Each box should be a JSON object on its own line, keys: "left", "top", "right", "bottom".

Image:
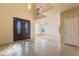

{"left": 0, "top": 35, "right": 79, "bottom": 56}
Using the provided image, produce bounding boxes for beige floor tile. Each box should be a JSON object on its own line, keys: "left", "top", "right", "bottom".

{"left": 0, "top": 35, "right": 78, "bottom": 56}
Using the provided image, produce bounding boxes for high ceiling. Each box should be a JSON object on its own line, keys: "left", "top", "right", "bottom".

{"left": 35, "top": 3, "right": 79, "bottom": 12}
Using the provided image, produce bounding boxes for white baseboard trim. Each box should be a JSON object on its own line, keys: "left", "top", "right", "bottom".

{"left": 0, "top": 40, "right": 13, "bottom": 45}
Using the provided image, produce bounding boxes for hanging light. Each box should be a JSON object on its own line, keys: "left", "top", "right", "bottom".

{"left": 27, "top": 4, "right": 32, "bottom": 10}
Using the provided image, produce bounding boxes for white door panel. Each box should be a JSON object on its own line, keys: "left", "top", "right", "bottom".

{"left": 64, "top": 17, "right": 78, "bottom": 46}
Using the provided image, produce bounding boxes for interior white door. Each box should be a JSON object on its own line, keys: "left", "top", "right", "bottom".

{"left": 64, "top": 17, "right": 78, "bottom": 46}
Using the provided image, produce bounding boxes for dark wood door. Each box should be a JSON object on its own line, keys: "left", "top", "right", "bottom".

{"left": 13, "top": 17, "right": 30, "bottom": 41}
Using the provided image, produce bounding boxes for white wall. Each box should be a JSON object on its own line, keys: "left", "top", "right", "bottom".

{"left": 35, "top": 23, "right": 41, "bottom": 35}
{"left": 35, "top": 9, "right": 60, "bottom": 40}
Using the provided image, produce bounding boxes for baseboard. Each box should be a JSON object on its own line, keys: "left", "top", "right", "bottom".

{"left": 64, "top": 43, "right": 78, "bottom": 47}
{"left": 0, "top": 40, "right": 13, "bottom": 45}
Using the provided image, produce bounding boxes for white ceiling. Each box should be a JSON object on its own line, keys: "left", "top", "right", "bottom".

{"left": 51, "top": 3, "right": 79, "bottom": 12}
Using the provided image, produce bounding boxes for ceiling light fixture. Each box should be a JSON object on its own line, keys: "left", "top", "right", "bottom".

{"left": 27, "top": 4, "right": 32, "bottom": 10}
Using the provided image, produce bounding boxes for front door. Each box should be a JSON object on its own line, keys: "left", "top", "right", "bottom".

{"left": 13, "top": 17, "right": 30, "bottom": 41}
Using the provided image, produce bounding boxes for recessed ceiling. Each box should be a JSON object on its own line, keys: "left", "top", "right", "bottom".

{"left": 35, "top": 3, "right": 79, "bottom": 12}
